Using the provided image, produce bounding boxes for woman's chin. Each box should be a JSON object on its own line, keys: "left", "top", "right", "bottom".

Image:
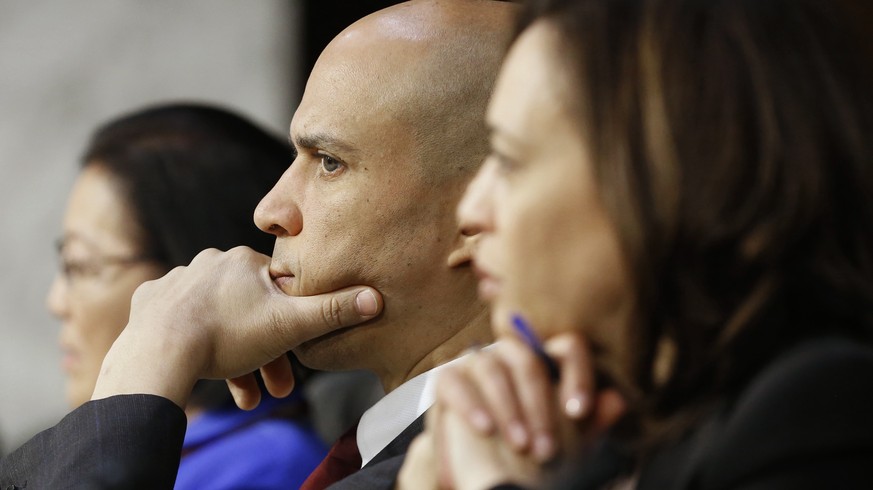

{"left": 66, "top": 380, "right": 95, "bottom": 409}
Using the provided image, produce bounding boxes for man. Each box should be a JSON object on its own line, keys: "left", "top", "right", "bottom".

{"left": 254, "top": 1, "right": 515, "bottom": 486}
{"left": 0, "top": 1, "right": 514, "bottom": 488}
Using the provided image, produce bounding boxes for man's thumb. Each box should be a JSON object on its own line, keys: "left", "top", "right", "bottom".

{"left": 274, "top": 286, "right": 383, "bottom": 343}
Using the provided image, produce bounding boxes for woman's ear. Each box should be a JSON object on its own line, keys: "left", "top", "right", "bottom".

{"left": 447, "top": 232, "right": 479, "bottom": 269}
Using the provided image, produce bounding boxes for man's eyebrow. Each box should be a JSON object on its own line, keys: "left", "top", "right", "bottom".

{"left": 291, "top": 132, "right": 359, "bottom": 157}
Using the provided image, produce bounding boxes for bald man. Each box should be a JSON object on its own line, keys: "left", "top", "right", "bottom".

{"left": 255, "top": 1, "right": 514, "bottom": 487}
{"left": 1, "top": 1, "right": 515, "bottom": 489}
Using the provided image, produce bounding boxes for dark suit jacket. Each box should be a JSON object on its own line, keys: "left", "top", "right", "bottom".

{"left": 328, "top": 413, "right": 426, "bottom": 490}
{"left": 1, "top": 392, "right": 423, "bottom": 490}
{"left": 546, "top": 336, "right": 873, "bottom": 490}
{"left": 0, "top": 394, "right": 186, "bottom": 489}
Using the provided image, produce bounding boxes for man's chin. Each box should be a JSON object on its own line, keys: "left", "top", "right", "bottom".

{"left": 293, "top": 326, "right": 365, "bottom": 371}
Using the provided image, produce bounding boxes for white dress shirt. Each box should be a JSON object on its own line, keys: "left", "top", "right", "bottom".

{"left": 356, "top": 354, "right": 469, "bottom": 467}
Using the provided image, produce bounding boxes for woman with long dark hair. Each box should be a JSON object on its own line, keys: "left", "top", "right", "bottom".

{"left": 400, "top": 0, "right": 873, "bottom": 488}
{"left": 47, "top": 103, "right": 327, "bottom": 489}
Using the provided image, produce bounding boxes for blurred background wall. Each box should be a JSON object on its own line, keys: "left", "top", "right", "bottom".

{"left": 0, "top": 0, "right": 403, "bottom": 457}
{"left": 0, "top": 0, "right": 403, "bottom": 456}
{"left": 0, "top": 0, "right": 300, "bottom": 454}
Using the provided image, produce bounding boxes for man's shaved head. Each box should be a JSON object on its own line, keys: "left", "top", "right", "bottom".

{"left": 311, "top": 0, "right": 516, "bottom": 182}
{"left": 257, "top": 0, "right": 517, "bottom": 390}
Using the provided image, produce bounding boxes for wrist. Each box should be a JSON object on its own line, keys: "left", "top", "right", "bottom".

{"left": 91, "top": 323, "right": 201, "bottom": 408}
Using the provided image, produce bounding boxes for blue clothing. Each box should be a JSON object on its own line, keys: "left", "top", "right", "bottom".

{"left": 175, "top": 394, "right": 327, "bottom": 490}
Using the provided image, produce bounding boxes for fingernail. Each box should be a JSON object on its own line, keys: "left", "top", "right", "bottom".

{"left": 355, "top": 290, "right": 378, "bottom": 316}
{"left": 470, "top": 410, "right": 494, "bottom": 433}
{"left": 565, "top": 393, "right": 589, "bottom": 419}
{"left": 507, "top": 420, "right": 529, "bottom": 449}
{"left": 533, "top": 433, "right": 555, "bottom": 462}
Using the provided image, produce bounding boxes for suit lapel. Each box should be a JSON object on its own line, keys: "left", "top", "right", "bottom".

{"left": 365, "top": 411, "right": 426, "bottom": 468}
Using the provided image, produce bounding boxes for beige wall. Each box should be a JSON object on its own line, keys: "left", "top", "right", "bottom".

{"left": 0, "top": 1, "right": 299, "bottom": 454}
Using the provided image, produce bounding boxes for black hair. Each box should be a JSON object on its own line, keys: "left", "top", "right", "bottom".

{"left": 82, "top": 103, "right": 298, "bottom": 409}
{"left": 517, "top": 0, "right": 873, "bottom": 446}
{"left": 83, "top": 103, "right": 292, "bottom": 266}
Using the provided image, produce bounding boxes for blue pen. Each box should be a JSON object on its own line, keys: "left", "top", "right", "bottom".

{"left": 511, "top": 314, "right": 560, "bottom": 382}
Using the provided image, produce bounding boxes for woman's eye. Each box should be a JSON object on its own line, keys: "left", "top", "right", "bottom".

{"left": 489, "top": 150, "right": 518, "bottom": 175}
{"left": 62, "top": 260, "right": 94, "bottom": 279}
{"left": 320, "top": 154, "right": 342, "bottom": 173}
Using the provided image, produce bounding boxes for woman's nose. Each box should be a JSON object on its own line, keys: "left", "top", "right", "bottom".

{"left": 458, "top": 158, "right": 498, "bottom": 237}
{"left": 46, "top": 273, "right": 69, "bottom": 319}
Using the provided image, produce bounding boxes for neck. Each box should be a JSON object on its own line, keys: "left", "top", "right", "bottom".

{"left": 378, "top": 307, "right": 492, "bottom": 393}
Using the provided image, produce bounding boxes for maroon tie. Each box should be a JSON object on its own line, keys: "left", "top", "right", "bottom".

{"left": 300, "top": 424, "right": 361, "bottom": 490}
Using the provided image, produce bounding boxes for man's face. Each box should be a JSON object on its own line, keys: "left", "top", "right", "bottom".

{"left": 254, "top": 47, "right": 465, "bottom": 376}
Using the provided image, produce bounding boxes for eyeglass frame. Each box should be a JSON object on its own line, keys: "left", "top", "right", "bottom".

{"left": 54, "top": 237, "right": 158, "bottom": 289}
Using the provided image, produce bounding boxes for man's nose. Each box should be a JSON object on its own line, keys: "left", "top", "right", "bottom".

{"left": 254, "top": 169, "right": 303, "bottom": 237}
{"left": 457, "top": 158, "right": 498, "bottom": 237}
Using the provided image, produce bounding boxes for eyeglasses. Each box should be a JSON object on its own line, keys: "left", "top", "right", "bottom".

{"left": 55, "top": 238, "right": 155, "bottom": 289}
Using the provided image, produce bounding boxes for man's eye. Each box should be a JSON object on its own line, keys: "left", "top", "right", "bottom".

{"left": 320, "top": 154, "right": 342, "bottom": 173}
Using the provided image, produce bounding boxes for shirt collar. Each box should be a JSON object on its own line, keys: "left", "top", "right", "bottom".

{"left": 356, "top": 354, "right": 468, "bottom": 467}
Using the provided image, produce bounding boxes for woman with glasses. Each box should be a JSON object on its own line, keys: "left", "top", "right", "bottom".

{"left": 399, "top": 0, "right": 873, "bottom": 488}
{"left": 46, "top": 103, "right": 327, "bottom": 489}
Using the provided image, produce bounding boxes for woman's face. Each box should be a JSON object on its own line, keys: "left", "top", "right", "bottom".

{"left": 458, "top": 21, "right": 633, "bottom": 353}
{"left": 46, "top": 165, "right": 167, "bottom": 408}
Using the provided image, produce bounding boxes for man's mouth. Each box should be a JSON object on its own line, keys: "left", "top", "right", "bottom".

{"left": 269, "top": 269, "right": 296, "bottom": 293}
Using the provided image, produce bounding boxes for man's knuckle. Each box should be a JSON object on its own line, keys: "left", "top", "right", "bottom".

{"left": 321, "top": 296, "right": 344, "bottom": 328}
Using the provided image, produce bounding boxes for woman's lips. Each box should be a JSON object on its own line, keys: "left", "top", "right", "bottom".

{"left": 60, "top": 347, "right": 79, "bottom": 373}
{"left": 473, "top": 264, "right": 501, "bottom": 300}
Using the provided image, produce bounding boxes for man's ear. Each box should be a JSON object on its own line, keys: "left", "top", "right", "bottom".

{"left": 447, "top": 232, "right": 479, "bottom": 269}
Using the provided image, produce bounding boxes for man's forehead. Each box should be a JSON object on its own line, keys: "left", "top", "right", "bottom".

{"left": 290, "top": 128, "right": 360, "bottom": 157}
{"left": 290, "top": 70, "right": 408, "bottom": 155}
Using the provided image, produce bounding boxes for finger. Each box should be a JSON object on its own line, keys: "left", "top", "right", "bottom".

{"left": 268, "top": 286, "right": 383, "bottom": 345}
{"left": 545, "top": 333, "right": 595, "bottom": 420}
{"left": 497, "top": 339, "right": 558, "bottom": 462}
{"left": 443, "top": 410, "right": 537, "bottom": 490}
{"left": 226, "top": 373, "right": 262, "bottom": 410}
{"left": 425, "top": 400, "right": 454, "bottom": 490}
{"left": 398, "top": 433, "right": 438, "bottom": 490}
{"left": 436, "top": 365, "right": 496, "bottom": 435}
{"left": 467, "top": 350, "right": 531, "bottom": 452}
{"left": 260, "top": 356, "right": 295, "bottom": 398}
{"left": 591, "top": 388, "right": 627, "bottom": 432}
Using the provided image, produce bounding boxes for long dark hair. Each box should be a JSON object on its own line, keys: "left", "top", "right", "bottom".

{"left": 82, "top": 103, "right": 295, "bottom": 409}
{"left": 518, "top": 0, "right": 873, "bottom": 443}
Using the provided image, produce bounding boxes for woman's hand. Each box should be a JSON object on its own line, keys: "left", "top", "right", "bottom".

{"left": 398, "top": 403, "right": 540, "bottom": 490}
{"left": 438, "top": 334, "right": 625, "bottom": 461}
{"left": 399, "top": 332, "right": 625, "bottom": 489}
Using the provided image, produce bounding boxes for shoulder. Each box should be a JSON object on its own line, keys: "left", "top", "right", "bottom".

{"left": 720, "top": 337, "right": 873, "bottom": 451}
{"left": 2, "top": 395, "right": 185, "bottom": 490}
{"left": 698, "top": 337, "right": 873, "bottom": 488}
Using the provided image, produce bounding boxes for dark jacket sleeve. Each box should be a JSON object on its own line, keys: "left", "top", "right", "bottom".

{"left": 0, "top": 394, "right": 187, "bottom": 490}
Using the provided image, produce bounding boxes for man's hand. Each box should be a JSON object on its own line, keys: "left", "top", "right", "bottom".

{"left": 91, "top": 247, "right": 382, "bottom": 408}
